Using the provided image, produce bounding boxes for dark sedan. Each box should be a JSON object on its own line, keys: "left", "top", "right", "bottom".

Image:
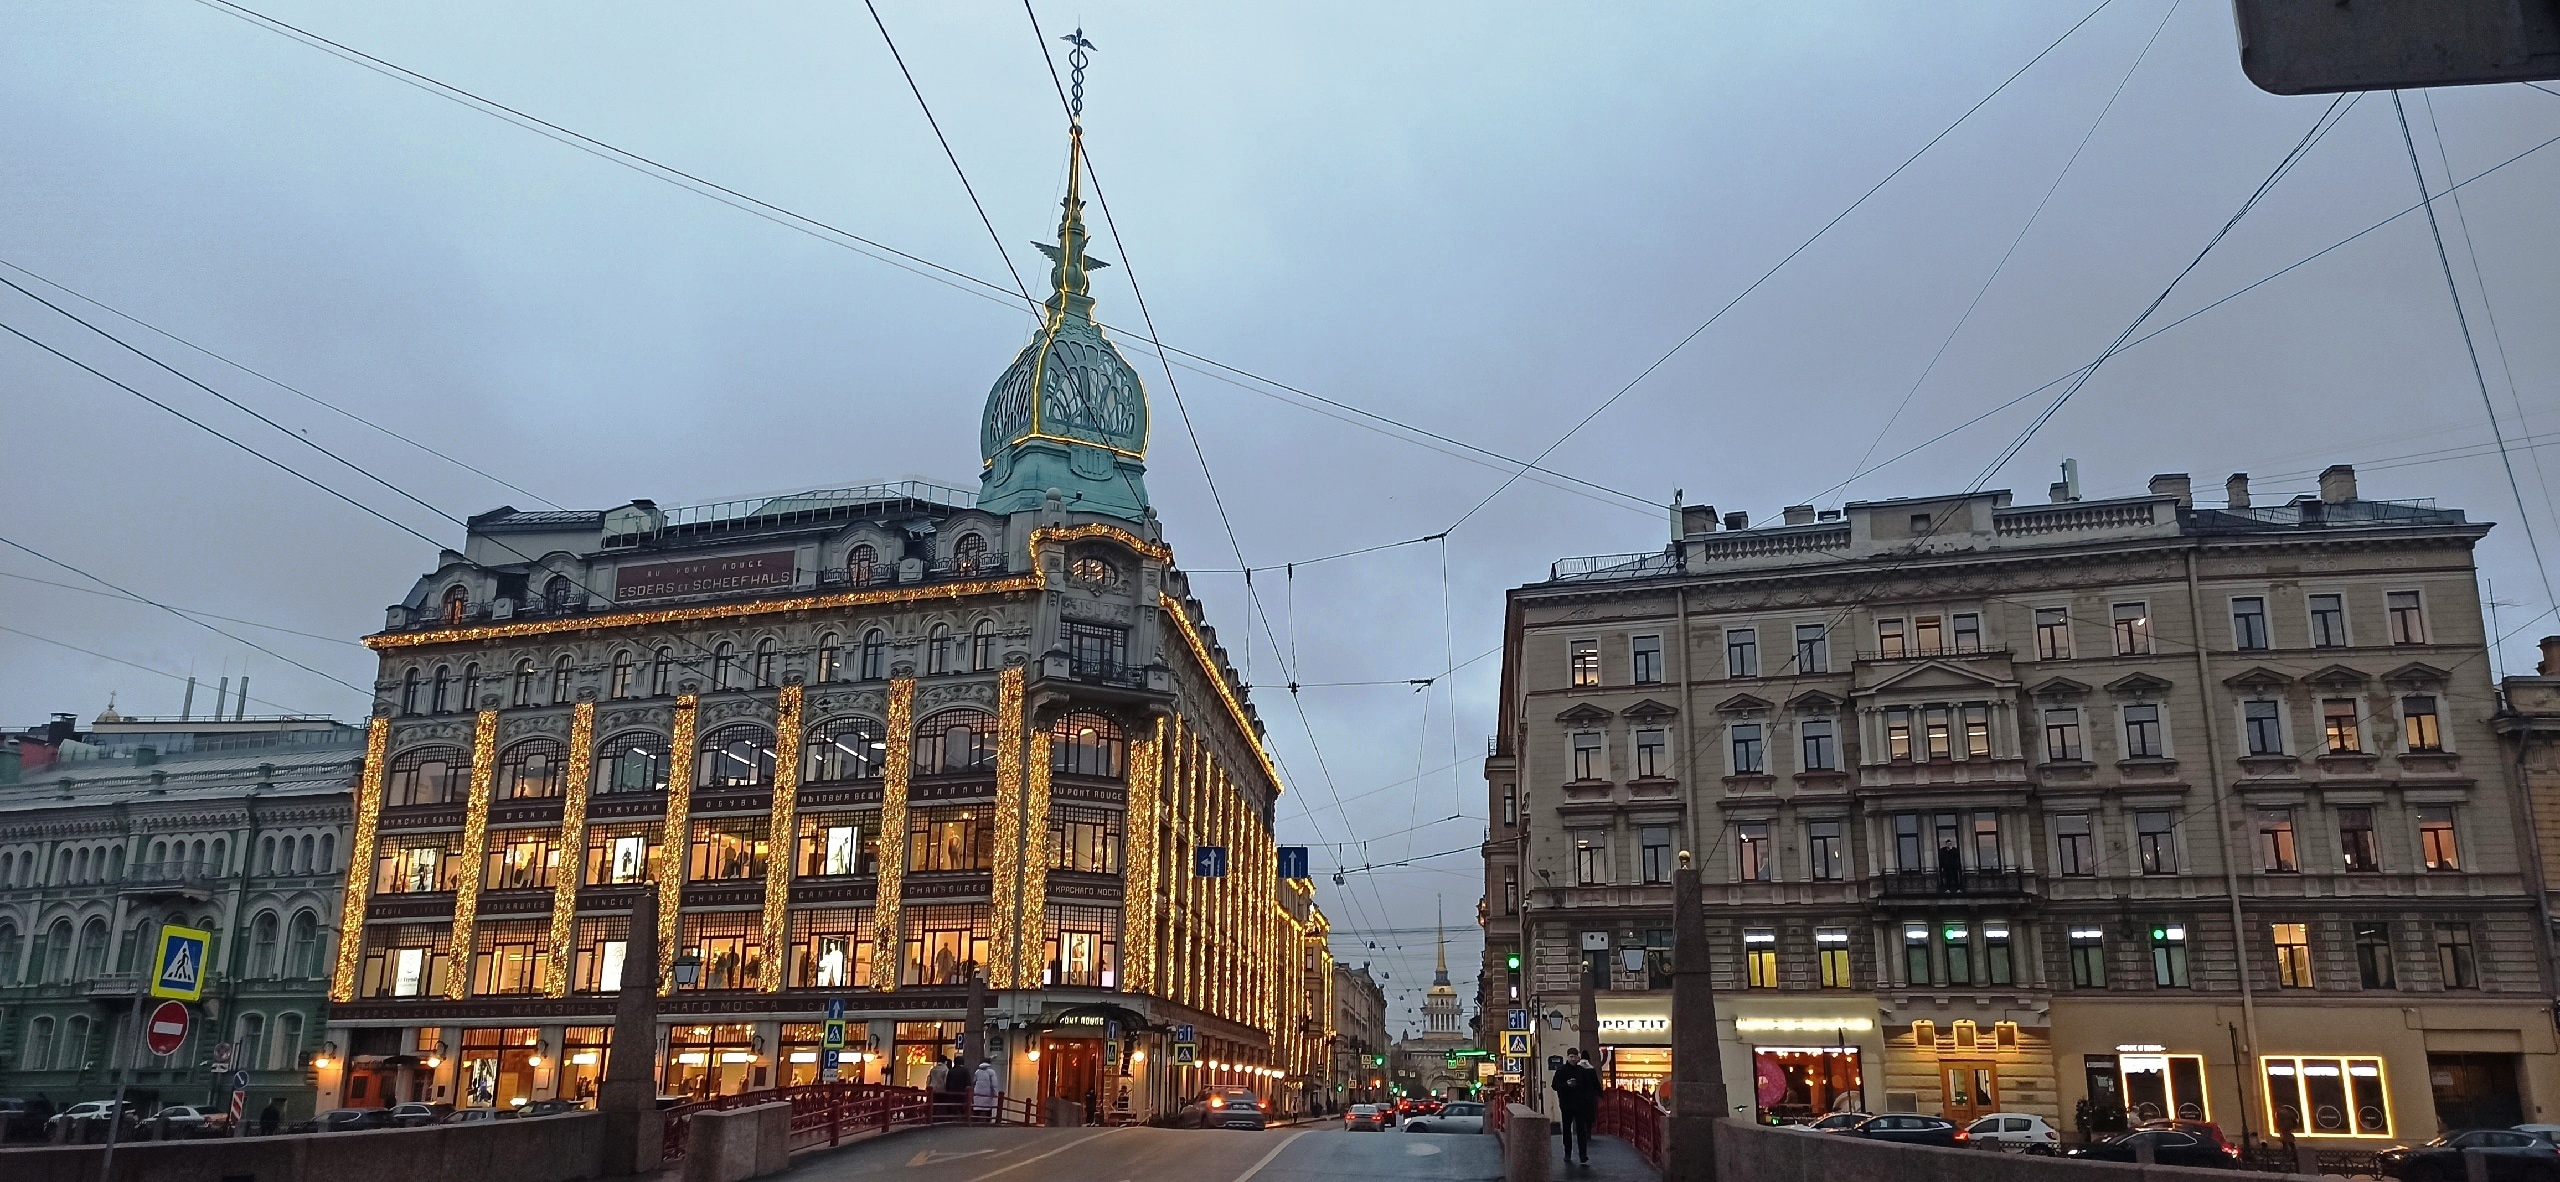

{"left": 2070, "top": 1127, "right": 2239, "bottom": 1169}
{"left": 1175, "top": 1088, "right": 1268, "bottom": 1130}
{"left": 1844, "top": 1114, "right": 1964, "bottom": 1147}
{"left": 2381, "top": 1130, "right": 2560, "bottom": 1182}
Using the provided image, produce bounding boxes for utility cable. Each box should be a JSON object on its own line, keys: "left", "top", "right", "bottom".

{"left": 0, "top": 623, "right": 322, "bottom": 717}
{"left": 862, "top": 0, "right": 1037, "bottom": 309}
{"left": 0, "top": 569, "right": 372, "bottom": 648}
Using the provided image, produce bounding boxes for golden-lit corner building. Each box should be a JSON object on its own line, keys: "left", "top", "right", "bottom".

{"left": 317, "top": 109, "right": 1319, "bottom": 1122}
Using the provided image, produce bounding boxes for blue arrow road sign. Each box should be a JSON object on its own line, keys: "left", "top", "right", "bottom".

{"left": 1277, "top": 846, "right": 1309, "bottom": 879}
{"left": 1174, "top": 1024, "right": 1196, "bottom": 1044}
{"left": 1194, "top": 846, "right": 1228, "bottom": 878}
{"left": 826, "top": 997, "right": 846, "bottom": 1020}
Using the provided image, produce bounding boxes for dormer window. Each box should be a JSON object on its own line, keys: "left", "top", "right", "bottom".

{"left": 848, "top": 544, "right": 880, "bottom": 586}
{"left": 441, "top": 585, "right": 468, "bottom": 625}
{"left": 952, "top": 534, "right": 989, "bottom": 575}
{"left": 545, "top": 576, "right": 577, "bottom": 612}
{"left": 1069, "top": 555, "right": 1117, "bottom": 588}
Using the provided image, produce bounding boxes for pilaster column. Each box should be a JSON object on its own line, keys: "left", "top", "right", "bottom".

{"left": 657, "top": 694, "right": 698, "bottom": 993}
{"left": 445, "top": 709, "right": 501, "bottom": 1000}
{"left": 760, "top": 683, "right": 805, "bottom": 992}
{"left": 1122, "top": 718, "right": 1164, "bottom": 993}
{"left": 872, "top": 678, "right": 915, "bottom": 991}
{"left": 329, "top": 717, "right": 392, "bottom": 1003}
{"left": 988, "top": 667, "right": 1030, "bottom": 987}
{"left": 544, "top": 700, "right": 597, "bottom": 997}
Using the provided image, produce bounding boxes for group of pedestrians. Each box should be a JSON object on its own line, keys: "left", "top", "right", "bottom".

{"left": 923, "top": 1055, "right": 1001, "bottom": 1122}
{"left": 1550, "top": 1048, "right": 1603, "bottom": 1165}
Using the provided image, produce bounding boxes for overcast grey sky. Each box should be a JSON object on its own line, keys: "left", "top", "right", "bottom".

{"left": 6, "top": 1, "right": 2558, "bottom": 1031}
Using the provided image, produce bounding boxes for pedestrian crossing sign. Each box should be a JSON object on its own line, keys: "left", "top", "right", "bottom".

{"left": 153, "top": 925, "right": 212, "bottom": 1001}
{"left": 822, "top": 1019, "right": 848, "bottom": 1050}
{"left": 1500, "top": 1030, "right": 1532, "bottom": 1057}
{"left": 1172, "top": 1043, "right": 1198, "bottom": 1066}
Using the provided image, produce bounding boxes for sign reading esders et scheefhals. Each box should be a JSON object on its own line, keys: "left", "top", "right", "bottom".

{"left": 616, "top": 550, "right": 796, "bottom": 602}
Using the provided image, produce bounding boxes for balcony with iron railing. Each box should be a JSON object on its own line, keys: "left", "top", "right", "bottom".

{"left": 122, "top": 860, "right": 225, "bottom": 895}
{"left": 1876, "top": 867, "right": 2037, "bottom": 900}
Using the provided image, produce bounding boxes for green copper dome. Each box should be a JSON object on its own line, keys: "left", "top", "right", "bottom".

{"left": 979, "top": 126, "right": 1151, "bottom": 520}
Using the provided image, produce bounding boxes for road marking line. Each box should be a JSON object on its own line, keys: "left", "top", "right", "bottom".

{"left": 960, "top": 1129, "right": 1120, "bottom": 1181}
{"left": 1229, "top": 1130, "right": 1310, "bottom": 1182}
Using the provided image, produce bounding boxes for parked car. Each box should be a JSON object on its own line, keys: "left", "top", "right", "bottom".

{"left": 149, "top": 1106, "right": 218, "bottom": 1136}
{"left": 1345, "top": 1104, "right": 1388, "bottom": 1132}
{"left": 1177, "top": 1088, "right": 1268, "bottom": 1130}
{"left": 0, "top": 1099, "right": 40, "bottom": 1142}
{"left": 2381, "top": 1130, "right": 2560, "bottom": 1182}
{"left": 2070, "top": 1126, "right": 2239, "bottom": 1169}
{"left": 1784, "top": 1113, "right": 1870, "bottom": 1134}
{"left": 47, "top": 1101, "right": 133, "bottom": 1138}
{"left": 386, "top": 1103, "right": 446, "bottom": 1128}
{"left": 522, "top": 1099, "right": 583, "bottom": 1118}
{"left": 1403, "top": 1102, "right": 1486, "bottom": 1134}
{"left": 2518, "top": 1125, "right": 2560, "bottom": 1143}
{"left": 1965, "top": 1112, "right": 2061, "bottom": 1153}
{"left": 444, "top": 1108, "right": 516, "bottom": 1124}
{"left": 315, "top": 1107, "right": 395, "bottom": 1132}
{"left": 1844, "top": 1114, "right": 1964, "bottom": 1147}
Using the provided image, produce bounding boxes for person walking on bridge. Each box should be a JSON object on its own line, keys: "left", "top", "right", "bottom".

{"left": 1552, "top": 1048, "right": 1602, "bottom": 1165}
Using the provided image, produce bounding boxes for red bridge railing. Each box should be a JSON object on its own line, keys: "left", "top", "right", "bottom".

{"left": 1594, "top": 1088, "right": 1666, "bottom": 1171}
{"left": 662, "top": 1081, "right": 1042, "bottom": 1160}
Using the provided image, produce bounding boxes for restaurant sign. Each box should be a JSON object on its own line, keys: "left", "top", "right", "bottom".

{"left": 616, "top": 550, "right": 797, "bottom": 602}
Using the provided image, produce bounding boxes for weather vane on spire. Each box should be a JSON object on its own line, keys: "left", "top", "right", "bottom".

{"left": 1062, "top": 28, "right": 1095, "bottom": 123}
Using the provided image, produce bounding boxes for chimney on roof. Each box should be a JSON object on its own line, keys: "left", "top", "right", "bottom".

{"left": 1669, "top": 490, "right": 1685, "bottom": 542}
{"left": 2147, "top": 473, "right": 2192, "bottom": 508}
{"left": 2226, "top": 473, "right": 2251, "bottom": 509}
{"left": 181, "top": 677, "right": 196, "bottom": 721}
{"left": 1722, "top": 511, "right": 1749, "bottom": 531}
{"left": 1681, "top": 504, "right": 1719, "bottom": 536}
{"left": 213, "top": 677, "right": 230, "bottom": 721}
{"left": 235, "top": 678, "right": 249, "bottom": 720}
{"left": 2319, "top": 464, "right": 2358, "bottom": 505}
{"left": 1782, "top": 505, "right": 1816, "bottom": 526}
{"left": 2541, "top": 636, "right": 2560, "bottom": 676}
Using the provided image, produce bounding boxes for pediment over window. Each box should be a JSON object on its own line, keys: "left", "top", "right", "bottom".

{"left": 2222, "top": 666, "right": 2293, "bottom": 692}
{"left": 2026, "top": 677, "right": 2091, "bottom": 700}
{"left": 1555, "top": 703, "right": 1614, "bottom": 725}
{"left": 2104, "top": 673, "right": 2173, "bottom": 698}
{"left": 1870, "top": 660, "right": 2015, "bottom": 696}
{"left": 1717, "top": 693, "right": 1775, "bottom": 716}
{"left": 2305, "top": 664, "right": 2370, "bottom": 690}
{"left": 2383, "top": 662, "right": 2451, "bottom": 688}
{"left": 1787, "top": 690, "right": 1844, "bottom": 713}
{"left": 1622, "top": 698, "right": 1679, "bottom": 723}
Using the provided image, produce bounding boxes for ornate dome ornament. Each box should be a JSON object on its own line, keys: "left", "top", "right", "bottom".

{"left": 978, "top": 30, "right": 1152, "bottom": 520}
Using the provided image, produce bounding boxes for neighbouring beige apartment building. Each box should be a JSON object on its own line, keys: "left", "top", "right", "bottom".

{"left": 1482, "top": 465, "right": 2557, "bottom": 1145}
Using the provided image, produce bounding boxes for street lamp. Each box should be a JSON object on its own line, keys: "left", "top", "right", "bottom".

{"left": 1543, "top": 1010, "right": 1565, "bottom": 1031}
{"left": 671, "top": 952, "right": 702, "bottom": 988}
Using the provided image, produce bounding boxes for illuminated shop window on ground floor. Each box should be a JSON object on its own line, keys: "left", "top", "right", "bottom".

{"left": 2263, "top": 1056, "right": 2389, "bottom": 1137}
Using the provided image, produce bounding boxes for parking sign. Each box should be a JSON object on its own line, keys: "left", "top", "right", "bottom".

{"left": 153, "top": 925, "right": 212, "bottom": 1001}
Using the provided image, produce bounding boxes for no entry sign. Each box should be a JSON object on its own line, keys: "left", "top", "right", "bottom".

{"left": 146, "top": 1000, "right": 190, "bottom": 1057}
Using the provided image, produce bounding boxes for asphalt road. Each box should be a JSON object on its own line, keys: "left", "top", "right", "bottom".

{"left": 779, "top": 1123, "right": 1504, "bottom": 1182}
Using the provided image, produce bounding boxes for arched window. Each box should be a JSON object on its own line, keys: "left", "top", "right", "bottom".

{"left": 259, "top": 836, "right": 276, "bottom": 875}
{"left": 250, "top": 911, "right": 281, "bottom": 978}
{"left": 596, "top": 732, "right": 672, "bottom": 795}
{"left": 712, "top": 642, "right": 738, "bottom": 691}
{"left": 927, "top": 624, "right": 954, "bottom": 675}
{"left": 297, "top": 836, "right": 315, "bottom": 874}
{"left": 915, "top": 709, "right": 997, "bottom": 775}
{"left": 610, "top": 650, "right": 635, "bottom": 699}
{"left": 651, "top": 647, "right": 675, "bottom": 696}
{"left": 150, "top": 840, "right": 167, "bottom": 866}
{"left": 0, "top": 852, "right": 11, "bottom": 888}
{"left": 192, "top": 840, "right": 208, "bottom": 868}
{"left": 76, "top": 917, "right": 109, "bottom": 979}
{"left": 112, "top": 845, "right": 127, "bottom": 880}
{"left": 460, "top": 663, "right": 481, "bottom": 712}
{"left": 318, "top": 833, "right": 335, "bottom": 872}
{"left": 75, "top": 850, "right": 90, "bottom": 883}
{"left": 273, "top": 1012, "right": 305, "bottom": 1070}
{"left": 234, "top": 1013, "right": 266, "bottom": 1072}
{"left": 1052, "top": 713, "right": 1128, "bottom": 779}
{"left": 441, "top": 585, "right": 469, "bottom": 625}
{"left": 24, "top": 1016, "right": 54, "bottom": 1070}
{"left": 847, "top": 543, "right": 879, "bottom": 586}
{"left": 804, "top": 716, "right": 886, "bottom": 783}
{"left": 400, "top": 668, "right": 421, "bottom": 716}
{"left": 859, "top": 630, "right": 887, "bottom": 681}
{"left": 513, "top": 659, "right": 538, "bottom": 707}
{"left": 546, "top": 575, "right": 578, "bottom": 612}
{"left": 499, "top": 738, "right": 565, "bottom": 799}
{"left": 118, "top": 919, "right": 154, "bottom": 974}
{"left": 41, "top": 919, "right": 72, "bottom": 980}
{"left": 697, "top": 724, "right": 776, "bottom": 788}
{"left": 753, "top": 638, "right": 779, "bottom": 688}
{"left": 61, "top": 1015, "right": 91, "bottom": 1071}
{"left": 553, "top": 655, "right": 575, "bottom": 704}
{"left": 429, "top": 665, "right": 452, "bottom": 715}
{"left": 816, "top": 633, "right": 841, "bottom": 683}
{"left": 288, "top": 910, "right": 321, "bottom": 978}
{"left": 0, "top": 921, "right": 19, "bottom": 985}
{"left": 386, "top": 746, "right": 469, "bottom": 808}
{"left": 971, "top": 620, "right": 998, "bottom": 671}
{"left": 952, "top": 533, "right": 989, "bottom": 575}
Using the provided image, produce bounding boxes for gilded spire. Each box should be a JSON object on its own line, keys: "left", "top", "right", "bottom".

{"left": 1034, "top": 28, "right": 1107, "bottom": 326}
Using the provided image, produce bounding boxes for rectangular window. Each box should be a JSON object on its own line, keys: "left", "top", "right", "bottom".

{"left": 1569, "top": 639, "right": 1600, "bottom": 688}
{"left": 1886, "top": 708, "right": 1913, "bottom": 761}
{"left": 1878, "top": 618, "right": 1907, "bottom": 658}
{"left": 1503, "top": 869, "right": 1519, "bottom": 916}
{"left": 900, "top": 905, "right": 991, "bottom": 987}
{"left": 483, "top": 829, "right": 561, "bottom": 892}
{"left": 2043, "top": 708, "right": 2083, "bottom": 762}
{"left": 1744, "top": 929, "right": 1778, "bottom": 988}
{"left": 1630, "top": 634, "right": 1662, "bottom": 685}
{"left": 1730, "top": 724, "right": 1765, "bottom": 775}
{"left": 1924, "top": 707, "right": 1953, "bottom": 760}
{"left": 2419, "top": 807, "right": 2460, "bottom": 870}
{"left": 2309, "top": 594, "right": 2348, "bottom": 648}
{"left": 1801, "top": 719, "right": 1838, "bottom": 771}
{"left": 1639, "top": 826, "right": 1673, "bottom": 884}
{"left": 2035, "top": 607, "right": 2072, "bottom": 660}
{"left": 2245, "top": 700, "right": 2284, "bottom": 756}
{"left": 2262, "top": 1056, "right": 2392, "bottom": 1137}
{"left": 2389, "top": 591, "right": 2427, "bottom": 645}
{"left": 1047, "top": 806, "right": 1123, "bottom": 874}
{"left": 2137, "top": 811, "right": 2178, "bottom": 875}
{"left": 2257, "top": 809, "right": 2298, "bottom": 872}
{"left": 2070, "top": 927, "right": 2107, "bottom": 988}
{"left": 1795, "top": 624, "right": 1829, "bottom": 674}
{"left": 2436, "top": 924, "right": 2477, "bottom": 989}
{"left": 2233, "top": 597, "right": 2270, "bottom": 650}
{"left": 907, "top": 808, "right": 994, "bottom": 872}
{"left": 1952, "top": 613, "right": 1982, "bottom": 653}
{"left": 798, "top": 815, "right": 878, "bottom": 878}
{"left": 1634, "top": 729, "right": 1668, "bottom": 779}
{"left": 2339, "top": 808, "right": 2379, "bottom": 872}
{"left": 1984, "top": 922, "right": 2014, "bottom": 986}
{"left": 1737, "top": 822, "right": 1773, "bottom": 881}
{"left": 689, "top": 818, "right": 770, "bottom": 882}
{"left": 1964, "top": 705, "right": 1992, "bottom": 758}
{"left": 2123, "top": 704, "right": 2163, "bottom": 758}
{"left": 2055, "top": 813, "right": 2094, "bottom": 876}
{"left": 1807, "top": 820, "right": 1845, "bottom": 881}
{"left": 1903, "top": 924, "right": 1932, "bottom": 986}
{"left": 2323, "top": 699, "right": 2363, "bottom": 753}
{"left": 1501, "top": 784, "right": 1517, "bottom": 827}
{"left": 584, "top": 826, "right": 660, "bottom": 886}
{"left": 2355, "top": 923, "right": 2395, "bottom": 989}
{"left": 792, "top": 912, "right": 875, "bottom": 991}
{"left": 2152, "top": 924, "right": 2190, "bottom": 987}
{"left": 2273, "top": 923, "right": 2313, "bottom": 988}
{"left": 1571, "top": 732, "right": 1603, "bottom": 781}
{"left": 1817, "top": 928, "right": 1851, "bottom": 989}
{"left": 1894, "top": 814, "right": 1924, "bottom": 871}
{"left": 1915, "top": 615, "right": 1945, "bottom": 655}
{"left": 1727, "top": 628, "right": 1759, "bottom": 678}
{"left": 2402, "top": 696, "right": 2443, "bottom": 752}
{"left": 1573, "top": 832, "right": 1608, "bottom": 886}
{"left": 1971, "top": 814, "right": 2001, "bottom": 870}
{"left": 1943, "top": 924, "right": 1973, "bottom": 985}
{"left": 2113, "top": 602, "right": 2153, "bottom": 655}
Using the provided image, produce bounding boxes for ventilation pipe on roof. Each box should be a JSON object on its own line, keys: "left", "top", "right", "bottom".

{"left": 2226, "top": 473, "right": 2251, "bottom": 509}
{"left": 2147, "top": 474, "right": 2192, "bottom": 508}
{"left": 1782, "top": 505, "right": 1817, "bottom": 526}
{"left": 2539, "top": 636, "right": 2560, "bottom": 677}
{"left": 2319, "top": 464, "right": 2358, "bottom": 505}
{"left": 1722, "top": 511, "right": 1749, "bottom": 531}
{"left": 181, "top": 677, "right": 196, "bottom": 721}
{"left": 235, "top": 678, "right": 249, "bottom": 720}
{"left": 213, "top": 677, "right": 229, "bottom": 721}
{"left": 1681, "top": 505, "right": 1719, "bottom": 536}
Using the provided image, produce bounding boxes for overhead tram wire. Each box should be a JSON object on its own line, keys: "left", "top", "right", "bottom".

{"left": 0, "top": 258, "right": 559, "bottom": 509}
{"left": 0, "top": 569, "right": 372, "bottom": 649}
{"left": 1441, "top": 0, "right": 2122, "bottom": 535}
{"left": 2390, "top": 89, "right": 2558, "bottom": 612}
{"left": 0, "top": 623, "right": 324, "bottom": 717}
{"left": 861, "top": 1, "right": 1037, "bottom": 311}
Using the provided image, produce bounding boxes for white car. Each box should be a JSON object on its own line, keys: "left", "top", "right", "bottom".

{"left": 1401, "top": 1101, "right": 1486, "bottom": 1134}
{"left": 1965, "top": 1112, "right": 2061, "bottom": 1153}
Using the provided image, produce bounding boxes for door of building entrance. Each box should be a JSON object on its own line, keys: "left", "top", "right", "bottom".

{"left": 1943, "top": 1060, "right": 2000, "bottom": 1125}
{"left": 1039, "top": 1036, "right": 1105, "bottom": 1118}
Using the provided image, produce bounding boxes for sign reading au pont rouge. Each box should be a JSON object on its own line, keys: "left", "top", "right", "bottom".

{"left": 616, "top": 550, "right": 796, "bottom": 602}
